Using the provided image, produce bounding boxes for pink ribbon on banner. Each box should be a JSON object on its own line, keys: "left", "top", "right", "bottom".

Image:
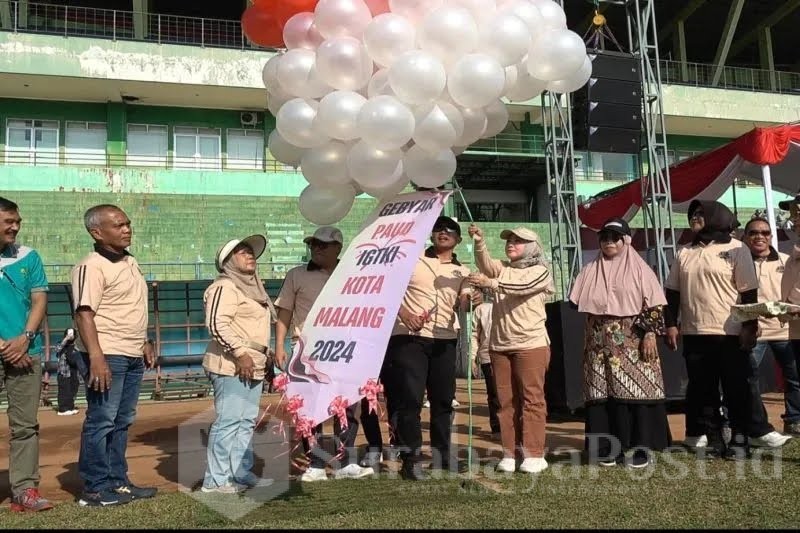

{"left": 359, "top": 379, "right": 384, "bottom": 415}
{"left": 272, "top": 373, "right": 289, "bottom": 393}
{"left": 328, "top": 395, "right": 350, "bottom": 430}
{"left": 294, "top": 415, "right": 317, "bottom": 448}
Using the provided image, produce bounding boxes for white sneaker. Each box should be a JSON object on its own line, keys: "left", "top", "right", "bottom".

{"left": 496, "top": 458, "right": 516, "bottom": 473}
{"left": 200, "top": 483, "right": 240, "bottom": 494}
{"left": 300, "top": 467, "right": 328, "bottom": 482}
{"left": 451, "top": 399, "right": 460, "bottom": 408}
{"left": 58, "top": 409, "right": 79, "bottom": 416}
{"left": 423, "top": 400, "right": 430, "bottom": 408}
{"left": 683, "top": 435, "right": 708, "bottom": 449}
{"left": 334, "top": 464, "right": 374, "bottom": 480}
{"left": 751, "top": 431, "right": 792, "bottom": 448}
{"left": 519, "top": 457, "right": 548, "bottom": 474}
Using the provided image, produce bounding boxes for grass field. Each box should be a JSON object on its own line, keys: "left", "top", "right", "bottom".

{"left": 2, "top": 444, "right": 798, "bottom": 529}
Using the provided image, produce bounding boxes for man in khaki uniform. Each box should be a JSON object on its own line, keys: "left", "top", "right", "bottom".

{"left": 71, "top": 205, "right": 157, "bottom": 507}
{"left": 780, "top": 192, "right": 800, "bottom": 429}
{"left": 274, "top": 226, "right": 373, "bottom": 482}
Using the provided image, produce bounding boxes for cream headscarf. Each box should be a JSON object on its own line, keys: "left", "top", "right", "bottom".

{"left": 509, "top": 239, "right": 548, "bottom": 269}
{"left": 217, "top": 254, "right": 278, "bottom": 322}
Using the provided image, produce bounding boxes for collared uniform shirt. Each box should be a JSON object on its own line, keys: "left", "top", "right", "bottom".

{"left": 275, "top": 261, "right": 333, "bottom": 340}
{"left": 0, "top": 243, "right": 49, "bottom": 355}
{"left": 753, "top": 249, "right": 789, "bottom": 341}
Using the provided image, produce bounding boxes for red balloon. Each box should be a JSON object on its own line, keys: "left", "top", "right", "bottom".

{"left": 272, "top": 0, "right": 319, "bottom": 27}
{"left": 364, "top": 0, "right": 390, "bottom": 16}
{"left": 241, "top": 5, "right": 284, "bottom": 48}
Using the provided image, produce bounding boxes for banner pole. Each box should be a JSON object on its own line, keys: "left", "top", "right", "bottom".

{"left": 451, "top": 178, "right": 477, "bottom": 483}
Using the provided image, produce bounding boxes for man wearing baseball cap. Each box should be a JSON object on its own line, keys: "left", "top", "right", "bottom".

{"left": 274, "top": 226, "right": 373, "bottom": 482}
{"left": 781, "top": 192, "right": 800, "bottom": 384}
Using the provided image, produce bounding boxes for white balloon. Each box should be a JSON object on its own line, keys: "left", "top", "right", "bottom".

{"left": 276, "top": 98, "right": 330, "bottom": 148}
{"left": 388, "top": 50, "right": 447, "bottom": 104}
{"left": 482, "top": 99, "right": 509, "bottom": 138}
{"left": 301, "top": 140, "right": 353, "bottom": 187}
{"left": 452, "top": 145, "right": 468, "bottom": 155}
{"left": 437, "top": 100, "right": 465, "bottom": 140}
{"left": 527, "top": 29, "right": 587, "bottom": 81}
{"left": 360, "top": 168, "right": 410, "bottom": 199}
{"left": 348, "top": 140, "right": 404, "bottom": 186}
{"left": 367, "top": 68, "right": 396, "bottom": 97}
{"left": 506, "top": 62, "right": 548, "bottom": 101}
{"left": 363, "top": 13, "right": 416, "bottom": 68}
{"left": 456, "top": 106, "right": 488, "bottom": 145}
{"left": 499, "top": 1, "right": 543, "bottom": 33}
{"left": 283, "top": 12, "right": 324, "bottom": 50}
{"left": 404, "top": 145, "right": 457, "bottom": 188}
{"left": 357, "top": 95, "right": 415, "bottom": 150}
{"left": 267, "top": 85, "right": 293, "bottom": 117}
{"left": 418, "top": 6, "right": 478, "bottom": 66}
{"left": 388, "top": 0, "right": 442, "bottom": 23}
{"left": 315, "top": 91, "right": 367, "bottom": 141}
{"left": 546, "top": 55, "right": 593, "bottom": 93}
{"left": 314, "top": 0, "right": 373, "bottom": 39}
{"left": 299, "top": 184, "right": 356, "bottom": 225}
{"left": 276, "top": 49, "right": 331, "bottom": 99}
{"left": 268, "top": 130, "right": 305, "bottom": 168}
{"left": 450, "top": 0, "right": 497, "bottom": 23}
{"left": 530, "top": 0, "right": 567, "bottom": 30}
{"left": 502, "top": 64, "right": 519, "bottom": 95}
{"left": 316, "top": 36, "right": 374, "bottom": 91}
{"left": 413, "top": 103, "right": 459, "bottom": 152}
{"left": 479, "top": 13, "right": 530, "bottom": 67}
{"left": 262, "top": 54, "right": 282, "bottom": 92}
{"left": 447, "top": 53, "right": 505, "bottom": 108}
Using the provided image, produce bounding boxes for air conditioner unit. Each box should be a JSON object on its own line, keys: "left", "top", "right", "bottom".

{"left": 240, "top": 112, "right": 258, "bottom": 126}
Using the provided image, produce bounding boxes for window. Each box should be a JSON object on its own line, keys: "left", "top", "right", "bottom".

{"left": 65, "top": 122, "right": 107, "bottom": 165}
{"left": 5, "top": 119, "right": 59, "bottom": 165}
{"left": 174, "top": 127, "right": 221, "bottom": 170}
{"left": 127, "top": 124, "right": 168, "bottom": 167}
{"left": 226, "top": 129, "right": 264, "bottom": 170}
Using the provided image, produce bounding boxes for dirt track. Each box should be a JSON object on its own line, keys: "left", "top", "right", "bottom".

{"left": 0, "top": 381, "right": 787, "bottom": 505}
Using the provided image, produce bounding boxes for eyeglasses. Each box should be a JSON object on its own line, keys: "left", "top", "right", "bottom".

{"left": 747, "top": 230, "right": 771, "bottom": 237}
{"left": 308, "top": 240, "right": 333, "bottom": 249}
{"left": 432, "top": 227, "right": 458, "bottom": 235}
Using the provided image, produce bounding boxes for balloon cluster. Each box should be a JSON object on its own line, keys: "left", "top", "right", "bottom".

{"left": 257, "top": 0, "right": 592, "bottom": 225}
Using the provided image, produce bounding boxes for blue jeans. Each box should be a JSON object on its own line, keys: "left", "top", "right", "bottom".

{"left": 76, "top": 353, "right": 144, "bottom": 493}
{"left": 752, "top": 341, "right": 800, "bottom": 423}
{"left": 203, "top": 373, "right": 263, "bottom": 488}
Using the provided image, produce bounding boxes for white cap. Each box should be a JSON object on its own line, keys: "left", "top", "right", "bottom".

{"left": 303, "top": 226, "right": 343, "bottom": 245}
{"left": 214, "top": 235, "right": 267, "bottom": 272}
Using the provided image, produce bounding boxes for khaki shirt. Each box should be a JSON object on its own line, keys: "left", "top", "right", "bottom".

{"left": 275, "top": 262, "right": 332, "bottom": 340}
{"left": 474, "top": 240, "right": 553, "bottom": 351}
{"left": 782, "top": 243, "right": 800, "bottom": 340}
{"left": 754, "top": 250, "right": 790, "bottom": 341}
{"left": 203, "top": 278, "right": 270, "bottom": 380}
{"left": 470, "top": 302, "right": 493, "bottom": 365}
{"left": 392, "top": 249, "right": 471, "bottom": 340}
{"left": 71, "top": 250, "right": 148, "bottom": 357}
{"left": 665, "top": 239, "right": 759, "bottom": 336}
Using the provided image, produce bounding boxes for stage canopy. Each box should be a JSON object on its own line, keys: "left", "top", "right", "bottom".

{"left": 578, "top": 124, "right": 800, "bottom": 237}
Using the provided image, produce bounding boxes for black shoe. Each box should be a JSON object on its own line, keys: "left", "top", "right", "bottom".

{"left": 78, "top": 490, "right": 134, "bottom": 507}
{"left": 400, "top": 462, "right": 429, "bottom": 481}
{"left": 626, "top": 450, "right": 651, "bottom": 469}
{"left": 723, "top": 445, "right": 751, "bottom": 461}
{"left": 784, "top": 421, "right": 800, "bottom": 436}
{"left": 114, "top": 484, "right": 157, "bottom": 500}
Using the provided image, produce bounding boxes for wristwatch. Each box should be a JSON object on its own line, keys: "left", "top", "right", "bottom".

{"left": 24, "top": 330, "right": 35, "bottom": 341}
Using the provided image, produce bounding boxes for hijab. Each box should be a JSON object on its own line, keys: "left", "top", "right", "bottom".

{"left": 689, "top": 199, "right": 738, "bottom": 245}
{"left": 509, "top": 239, "right": 548, "bottom": 270}
{"left": 569, "top": 235, "right": 667, "bottom": 317}
{"left": 217, "top": 253, "right": 278, "bottom": 321}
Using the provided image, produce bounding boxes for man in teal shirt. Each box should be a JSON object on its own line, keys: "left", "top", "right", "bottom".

{"left": 0, "top": 196, "right": 52, "bottom": 512}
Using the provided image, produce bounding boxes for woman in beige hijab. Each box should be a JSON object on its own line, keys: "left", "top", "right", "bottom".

{"left": 570, "top": 218, "right": 670, "bottom": 469}
{"left": 200, "top": 235, "right": 277, "bottom": 494}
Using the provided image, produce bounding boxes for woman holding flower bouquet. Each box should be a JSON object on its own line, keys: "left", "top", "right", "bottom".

{"left": 569, "top": 218, "right": 671, "bottom": 468}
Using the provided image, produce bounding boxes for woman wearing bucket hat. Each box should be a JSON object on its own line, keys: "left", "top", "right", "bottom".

{"left": 200, "top": 235, "right": 277, "bottom": 494}
{"left": 467, "top": 224, "right": 555, "bottom": 474}
{"left": 570, "top": 217, "right": 671, "bottom": 468}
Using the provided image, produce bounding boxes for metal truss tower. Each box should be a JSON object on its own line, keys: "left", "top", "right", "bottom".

{"left": 623, "top": 0, "right": 677, "bottom": 283}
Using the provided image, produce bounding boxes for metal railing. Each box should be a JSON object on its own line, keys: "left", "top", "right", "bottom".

{"left": 466, "top": 133, "right": 546, "bottom": 156}
{"left": 1, "top": 2, "right": 798, "bottom": 95}
{"left": 43, "top": 261, "right": 307, "bottom": 283}
{"left": 1, "top": 0, "right": 274, "bottom": 51}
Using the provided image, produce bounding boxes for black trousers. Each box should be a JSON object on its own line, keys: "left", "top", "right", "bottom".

{"left": 683, "top": 334, "right": 752, "bottom": 451}
{"left": 480, "top": 362, "right": 501, "bottom": 434}
{"left": 308, "top": 403, "right": 361, "bottom": 468}
{"left": 57, "top": 353, "right": 81, "bottom": 412}
{"left": 382, "top": 335, "right": 457, "bottom": 466}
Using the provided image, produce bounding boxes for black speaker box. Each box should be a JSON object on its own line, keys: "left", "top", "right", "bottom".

{"left": 573, "top": 101, "right": 641, "bottom": 130}
{"left": 573, "top": 125, "right": 640, "bottom": 154}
